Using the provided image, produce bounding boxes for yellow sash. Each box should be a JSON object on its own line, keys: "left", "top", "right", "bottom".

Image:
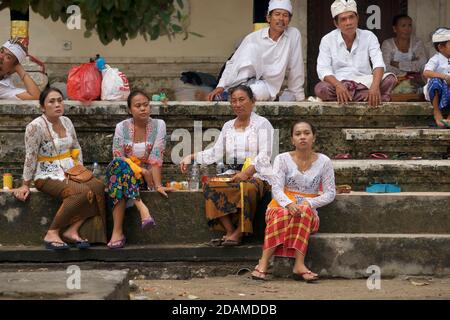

{"left": 38, "top": 149, "right": 80, "bottom": 165}
{"left": 124, "top": 156, "right": 143, "bottom": 179}
{"left": 268, "top": 189, "right": 318, "bottom": 209}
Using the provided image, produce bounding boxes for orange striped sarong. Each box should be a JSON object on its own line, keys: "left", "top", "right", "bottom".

{"left": 263, "top": 190, "right": 320, "bottom": 258}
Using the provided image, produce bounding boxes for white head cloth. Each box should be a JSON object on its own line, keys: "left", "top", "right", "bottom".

{"left": 268, "top": 0, "right": 293, "bottom": 14}
{"left": 432, "top": 28, "right": 450, "bottom": 43}
{"left": 2, "top": 40, "right": 27, "bottom": 64}
{"left": 331, "top": 0, "right": 358, "bottom": 18}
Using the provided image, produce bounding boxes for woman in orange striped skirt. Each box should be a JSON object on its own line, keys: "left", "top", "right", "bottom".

{"left": 252, "top": 121, "right": 336, "bottom": 282}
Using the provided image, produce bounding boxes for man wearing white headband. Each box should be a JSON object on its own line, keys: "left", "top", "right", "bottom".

{"left": 315, "top": 0, "right": 397, "bottom": 107}
{"left": 0, "top": 39, "right": 40, "bottom": 100}
{"left": 423, "top": 28, "right": 450, "bottom": 128}
{"left": 206, "top": 0, "right": 305, "bottom": 102}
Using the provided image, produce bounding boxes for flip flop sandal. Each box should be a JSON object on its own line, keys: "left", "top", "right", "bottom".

{"left": 75, "top": 240, "right": 91, "bottom": 250}
{"left": 207, "top": 237, "right": 225, "bottom": 247}
{"left": 141, "top": 217, "right": 156, "bottom": 230}
{"left": 222, "top": 239, "right": 242, "bottom": 247}
{"left": 440, "top": 119, "right": 450, "bottom": 129}
{"left": 251, "top": 266, "right": 267, "bottom": 281}
{"left": 369, "top": 153, "right": 389, "bottom": 159}
{"left": 334, "top": 153, "right": 352, "bottom": 159}
{"left": 44, "top": 241, "right": 70, "bottom": 251}
{"left": 292, "top": 271, "right": 319, "bottom": 283}
{"left": 107, "top": 237, "right": 126, "bottom": 249}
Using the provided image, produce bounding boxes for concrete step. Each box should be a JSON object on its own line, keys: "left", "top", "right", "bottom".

{"left": 1, "top": 234, "right": 449, "bottom": 278}
{"left": 343, "top": 128, "right": 450, "bottom": 159}
{"left": 333, "top": 160, "right": 450, "bottom": 191}
{"left": 0, "top": 270, "right": 129, "bottom": 300}
{"left": 1, "top": 191, "right": 450, "bottom": 246}
{"left": 0, "top": 101, "right": 439, "bottom": 182}
{"left": 3, "top": 159, "right": 450, "bottom": 192}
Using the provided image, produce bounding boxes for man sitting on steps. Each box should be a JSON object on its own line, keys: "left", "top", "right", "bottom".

{"left": 199, "top": 0, "right": 305, "bottom": 102}
{"left": 315, "top": 0, "right": 397, "bottom": 107}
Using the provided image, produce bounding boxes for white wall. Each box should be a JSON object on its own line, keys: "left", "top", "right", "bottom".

{"left": 0, "top": 0, "right": 307, "bottom": 60}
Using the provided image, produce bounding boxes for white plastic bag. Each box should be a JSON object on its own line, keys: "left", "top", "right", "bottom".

{"left": 101, "top": 64, "right": 130, "bottom": 101}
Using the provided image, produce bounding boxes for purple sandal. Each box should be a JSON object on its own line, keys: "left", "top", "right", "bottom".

{"left": 107, "top": 236, "right": 126, "bottom": 249}
{"left": 141, "top": 217, "right": 156, "bottom": 230}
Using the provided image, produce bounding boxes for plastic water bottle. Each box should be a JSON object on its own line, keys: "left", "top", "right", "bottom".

{"left": 92, "top": 162, "right": 99, "bottom": 178}
{"left": 216, "top": 162, "right": 225, "bottom": 175}
{"left": 189, "top": 161, "right": 200, "bottom": 191}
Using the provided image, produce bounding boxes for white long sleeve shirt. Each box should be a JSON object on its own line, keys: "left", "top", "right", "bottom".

{"left": 195, "top": 112, "right": 274, "bottom": 178}
{"left": 423, "top": 52, "right": 450, "bottom": 101}
{"left": 217, "top": 27, "right": 305, "bottom": 101}
{"left": 317, "top": 28, "right": 386, "bottom": 88}
{"left": 259, "top": 152, "right": 336, "bottom": 211}
{"left": 381, "top": 36, "right": 428, "bottom": 75}
{"left": 0, "top": 76, "right": 26, "bottom": 100}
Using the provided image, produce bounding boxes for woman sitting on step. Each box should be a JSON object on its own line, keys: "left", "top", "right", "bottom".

{"left": 179, "top": 84, "right": 274, "bottom": 246}
{"left": 106, "top": 90, "right": 172, "bottom": 249}
{"left": 14, "top": 87, "right": 107, "bottom": 250}
{"left": 251, "top": 121, "right": 336, "bottom": 282}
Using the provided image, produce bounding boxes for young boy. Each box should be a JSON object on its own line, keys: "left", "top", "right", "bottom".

{"left": 423, "top": 28, "right": 450, "bottom": 128}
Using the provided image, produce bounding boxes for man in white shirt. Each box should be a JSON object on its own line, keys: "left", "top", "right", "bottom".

{"left": 206, "top": 0, "right": 305, "bottom": 102}
{"left": 0, "top": 38, "right": 40, "bottom": 100}
{"left": 315, "top": 0, "right": 397, "bottom": 107}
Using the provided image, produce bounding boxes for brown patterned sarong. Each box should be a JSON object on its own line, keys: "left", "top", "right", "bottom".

{"left": 34, "top": 178, "right": 107, "bottom": 244}
{"left": 202, "top": 177, "right": 268, "bottom": 234}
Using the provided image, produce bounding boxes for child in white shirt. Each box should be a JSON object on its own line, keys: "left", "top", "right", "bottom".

{"left": 423, "top": 28, "right": 450, "bottom": 128}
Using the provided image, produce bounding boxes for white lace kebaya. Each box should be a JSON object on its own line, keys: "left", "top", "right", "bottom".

{"left": 22, "top": 115, "right": 82, "bottom": 182}
{"left": 195, "top": 112, "right": 274, "bottom": 178}
{"left": 260, "top": 152, "right": 336, "bottom": 212}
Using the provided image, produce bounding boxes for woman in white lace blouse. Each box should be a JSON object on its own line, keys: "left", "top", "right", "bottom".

{"left": 14, "top": 88, "right": 106, "bottom": 250}
{"left": 180, "top": 85, "right": 274, "bottom": 246}
{"left": 381, "top": 15, "right": 428, "bottom": 94}
{"left": 252, "top": 121, "right": 336, "bottom": 282}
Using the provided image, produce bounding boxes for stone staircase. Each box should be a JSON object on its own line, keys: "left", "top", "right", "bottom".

{"left": 0, "top": 101, "right": 449, "bottom": 279}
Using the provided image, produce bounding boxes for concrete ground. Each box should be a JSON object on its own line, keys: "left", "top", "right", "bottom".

{"left": 130, "top": 275, "right": 450, "bottom": 300}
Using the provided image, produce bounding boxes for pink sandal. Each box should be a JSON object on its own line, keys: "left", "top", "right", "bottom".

{"left": 334, "top": 153, "right": 352, "bottom": 159}
{"left": 370, "top": 152, "right": 389, "bottom": 160}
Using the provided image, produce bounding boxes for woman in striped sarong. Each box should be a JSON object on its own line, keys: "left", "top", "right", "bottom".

{"left": 252, "top": 121, "right": 336, "bottom": 282}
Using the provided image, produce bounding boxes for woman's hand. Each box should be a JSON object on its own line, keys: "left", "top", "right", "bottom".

{"left": 231, "top": 172, "right": 250, "bottom": 183}
{"left": 298, "top": 201, "right": 312, "bottom": 215}
{"left": 14, "top": 185, "right": 30, "bottom": 202}
{"left": 286, "top": 203, "right": 302, "bottom": 217}
{"left": 156, "top": 185, "right": 174, "bottom": 198}
{"left": 141, "top": 168, "right": 154, "bottom": 189}
{"left": 180, "top": 155, "right": 193, "bottom": 173}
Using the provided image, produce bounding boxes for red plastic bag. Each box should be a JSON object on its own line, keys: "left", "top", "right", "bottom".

{"left": 67, "top": 62, "right": 102, "bottom": 102}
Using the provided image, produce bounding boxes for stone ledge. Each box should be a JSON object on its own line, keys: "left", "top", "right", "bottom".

{"left": 0, "top": 101, "right": 433, "bottom": 117}
{"left": 344, "top": 128, "right": 450, "bottom": 141}
{"left": 1, "top": 191, "right": 450, "bottom": 246}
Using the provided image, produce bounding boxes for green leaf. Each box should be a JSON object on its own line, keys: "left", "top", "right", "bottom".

{"left": 176, "top": 0, "right": 184, "bottom": 9}
{"left": 172, "top": 24, "right": 182, "bottom": 33}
